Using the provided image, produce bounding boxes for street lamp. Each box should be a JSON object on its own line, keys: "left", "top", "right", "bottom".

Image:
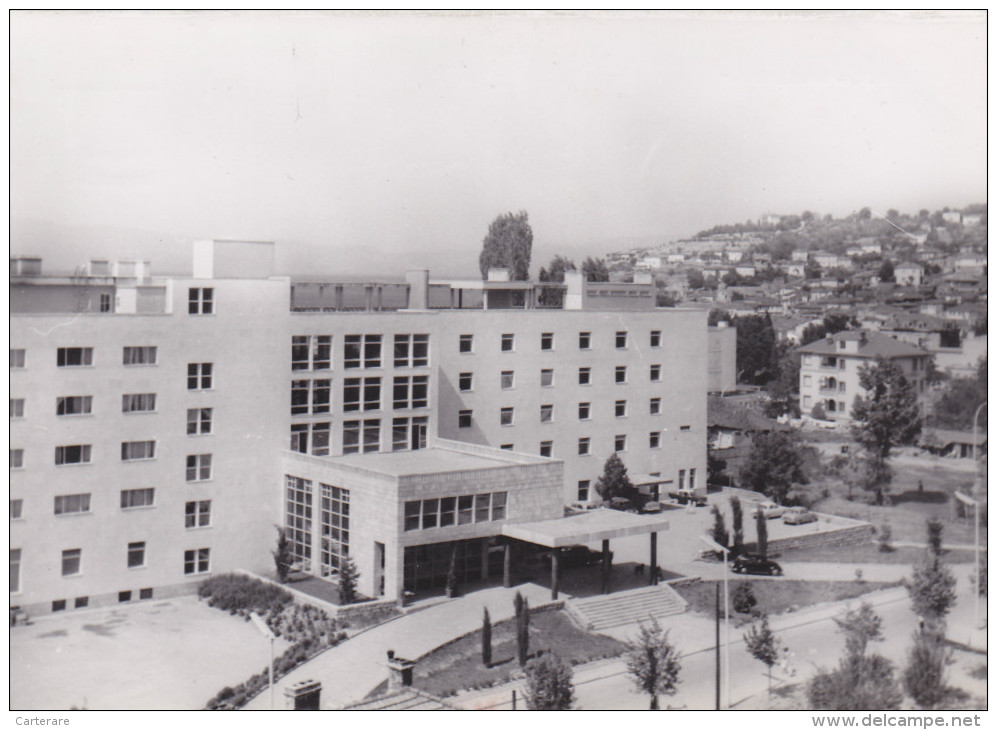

{"left": 250, "top": 611, "right": 276, "bottom": 710}
{"left": 700, "top": 534, "right": 730, "bottom": 709}
{"left": 953, "top": 492, "right": 983, "bottom": 633}
{"left": 972, "top": 401, "right": 987, "bottom": 499}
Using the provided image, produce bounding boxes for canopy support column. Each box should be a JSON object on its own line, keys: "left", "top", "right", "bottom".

{"left": 601, "top": 539, "right": 611, "bottom": 594}
{"left": 503, "top": 542, "right": 511, "bottom": 588}
{"left": 649, "top": 531, "right": 658, "bottom": 586}
{"left": 551, "top": 551, "right": 560, "bottom": 600}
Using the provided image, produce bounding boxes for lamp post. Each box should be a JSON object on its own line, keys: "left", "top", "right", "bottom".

{"left": 953, "top": 492, "right": 982, "bottom": 633}
{"left": 700, "top": 534, "right": 730, "bottom": 709}
{"left": 972, "top": 401, "right": 987, "bottom": 500}
{"left": 250, "top": 611, "right": 276, "bottom": 710}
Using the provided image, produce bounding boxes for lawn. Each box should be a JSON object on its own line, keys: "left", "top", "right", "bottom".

{"left": 411, "top": 609, "right": 626, "bottom": 697}
{"left": 775, "top": 542, "right": 978, "bottom": 565}
{"left": 674, "top": 580, "right": 897, "bottom": 627}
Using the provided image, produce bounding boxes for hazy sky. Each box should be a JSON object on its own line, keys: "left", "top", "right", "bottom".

{"left": 10, "top": 11, "right": 987, "bottom": 277}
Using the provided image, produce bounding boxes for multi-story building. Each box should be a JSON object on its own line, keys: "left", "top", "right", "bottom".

{"left": 11, "top": 241, "right": 706, "bottom": 613}
{"left": 797, "top": 330, "right": 931, "bottom": 423}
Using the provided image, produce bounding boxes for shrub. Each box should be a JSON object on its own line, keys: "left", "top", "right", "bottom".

{"left": 877, "top": 524, "right": 893, "bottom": 553}
{"left": 199, "top": 573, "right": 292, "bottom": 616}
{"left": 732, "top": 582, "right": 757, "bottom": 614}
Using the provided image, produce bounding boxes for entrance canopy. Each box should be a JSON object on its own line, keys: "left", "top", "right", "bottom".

{"left": 501, "top": 508, "right": 669, "bottom": 548}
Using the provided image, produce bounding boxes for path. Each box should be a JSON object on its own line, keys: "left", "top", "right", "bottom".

{"left": 243, "top": 583, "right": 555, "bottom": 710}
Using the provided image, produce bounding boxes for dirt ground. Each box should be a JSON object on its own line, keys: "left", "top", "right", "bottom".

{"left": 10, "top": 594, "right": 291, "bottom": 710}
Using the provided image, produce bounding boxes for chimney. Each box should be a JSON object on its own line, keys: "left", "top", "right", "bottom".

{"left": 404, "top": 269, "right": 430, "bottom": 310}
{"left": 386, "top": 651, "right": 416, "bottom": 690}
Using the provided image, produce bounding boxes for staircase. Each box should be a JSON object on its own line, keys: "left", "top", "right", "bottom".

{"left": 566, "top": 583, "right": 688, "bottom": 631}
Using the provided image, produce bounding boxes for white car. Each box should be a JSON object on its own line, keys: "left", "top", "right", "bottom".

{"left": 754, "top": 501, "right": 785, "bottom": 519}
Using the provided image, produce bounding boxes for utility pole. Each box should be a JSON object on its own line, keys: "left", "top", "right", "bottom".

{"left": 715, "top": 583, "right": 721, "bottom": 710}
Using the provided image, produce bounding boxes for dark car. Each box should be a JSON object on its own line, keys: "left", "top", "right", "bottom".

{"left": 731, "top": 553, "right": 783, "bottom": 576}
{"left": 545, "top": 545, "right": 609, "bottom": 569}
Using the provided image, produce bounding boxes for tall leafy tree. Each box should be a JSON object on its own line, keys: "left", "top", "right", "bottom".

{"left": 581, "top": 256, "right": 610, "bottom": 282}
{"left": 537, "top": 255, "right": 576, "bottom": 306}
{"left": 903, "top": 630, "right": 953, "bottom": 709}
{"left": 478, "top": 211, "right": 533, "bottom": 280}
{"left": 928, "top": 358, "right": 987, "bottom": 430}
{"left": 481, "top": 607, "right": 492, "bottom": 667}
{"left": 338, "top": 557, "right": 360, "bottom": 605}
{"left": 734, "top": 314, "right": 779, "bottom": 384}
{"left": 595, "top": 452, "right": 634, "bottom": 502}
{"left": 743, "top": 612, "right": 780, "bottom": 699}
{"left": 523, "top": 653, "right": 575, "bottom": 710}
{"left": 906, "top": 555, "right": 957, "bottom": 629}
{"left": 850, "top": 358, "right": 922, "bottom": 503}
{"left": 755, "top": 507, "right": 768, "bottom": 558}
{"left": 273, "top": 526, "right": 292, "bottom": 584}
{"left": 740, "top": 430, "right": 806, "bottom": 505}
{"left": 625, "top": 618, "right": 681, "bottom": 709}
{"left": 730, "top": 496, "right": 744, "bottom": 556}
{"left": 709, "top": 504, "right": 729, "bottom": 551}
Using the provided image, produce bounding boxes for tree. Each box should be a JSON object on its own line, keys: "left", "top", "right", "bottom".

{"left": 523, "top": 653, "right": 575, "bottom": 710}
{"left": 755, "top": 507, "right": 768, "bottom": 558}
{"left": 733, "top": 314, "right": 779, "bottom": 385}
{"left": 515, "top": 592, "right": 530, "bottom": 667}
{"left": 338, "top": 557, "right": 359, "bottom": 605}
{"left": 906, "top": 555, "right": 957, "bottom": 629}
{"left": 581, "top": 256, "right": 610, "bottom": 282}
{"left": 538, "top": 255, "right": 576, "bottom": 307}
{"left": 926, "top": 519, "right": 944, "bottom": 557}
{"left": 273, "top": 526, "right": 292, "bottom": 584}
{"left": 743, "top": 612, "right": 780, "bottom": 699}
{"left": 594, "top": 452, "right": 634, "bottom": 502}
{"left": 445, "top": 547, "right": 459, "bottom": 598}
{"left": 732, "top": 581, "right": 757, "bottom": 614}
{"left": 878, "top": 260, "right": 895, "bottom": 282}
{"left": 740, "top": 430, "right": 806, "bottom": 505}
{"left": 687, "top": 269, "right": 706, "bottom": 289}
{"left": 903, "top": 629, "right": 953, "bottom": 709}
{"left": 709, "top": 504, "right": 729, "bottom": 552}
{"left": 478, "top": 211, "right": 533, "bottom": 280}
{"left": 927, "top": 358, "right": 987, "bottom": 430}
{"left": 481, "top": 607, "right": 492, "bottom": 667}
{"left": 851, "top": 358, "right": 922, "bottom": 504}
{"left": 834, "top": 602, "right": 883, "bottom": 658}
{"left": 730, "top": 496, "right": 745, "bottom": 556}
{"left": 707, "top": 443, "right": 728, "bottom": 486}
{"left": 625, "top": 618, "right": 681, "bottom": 709}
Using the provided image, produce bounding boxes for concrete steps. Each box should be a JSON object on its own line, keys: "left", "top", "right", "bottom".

{"left": 567, "top": 583, "right": 688, "bottom": 631}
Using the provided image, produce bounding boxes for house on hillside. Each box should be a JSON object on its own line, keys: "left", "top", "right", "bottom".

{"left": 707, "top": 396, "right": 787, "bottom": 483}
{"left": 894, "top": 262, "right": 923, "bottom": 287}
{"left": 919, "top": 429, "right": 987, "bottom": 459}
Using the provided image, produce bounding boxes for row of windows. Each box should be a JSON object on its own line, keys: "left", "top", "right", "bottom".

{"left": 457, "top": 364, "right": 664, "bottom": 392}
{"left": 10, "top": 347, "right": 159, "bottom": 369}
{"left": 11, "top": 488, "right": 177, "bottom": 516}
{"left": 11, "top": 396, "right": 213, "bottom": 428}
{"left": 10, "top": 447, "right": 213, "bottom": 480}
{"left": 404, "top": 492, "right": 508, "bottom": 531}
{"left": 289, "top": 416, "right": 430, "bottom": 456}
{"left": 458, "top": 397, "right": 668, "bottom": 428}
{"left": 43, "top": 590, "right": 156, "bottom": 612}
{"left": 458, "top": 330, "right": 663, "bottom": 354}
{"left": 7, "top": 544, "right": 212, "bottom": 587}
{"left": 291, "top": 334, "right": 429, "bottom": 371}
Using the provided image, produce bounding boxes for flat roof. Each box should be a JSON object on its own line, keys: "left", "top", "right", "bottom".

{"left": 330, "top": 447, "right": 540, "bottom": 477}
{"left": 502, "top": 509, "right": 669, "bottom": 548}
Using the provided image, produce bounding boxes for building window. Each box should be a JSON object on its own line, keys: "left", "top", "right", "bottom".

{"left": 615, "top": 366, "right": 627, "bottom": 383}
{"left": 500, "top": 444, "right": 513, "bottom": 451}
{"left": 292, "top": 379, "right": 331, "bottom": 415}
{"left": 459, "top": 334, "right": 473, "bottom": 353}
{"left": 458, "top": 410, "right": 472, "bottom": 428}
{"left": 187, "top": 363, "right": 213, "bottom": 391}
{"left": 186, "top": 454, "right": 212, "bottom": 482}
{"left": 678, "top": 469, "right": 686, "bottom": 490}
{"left": 188, "top": 287, "right": 214, "bottom": 315}
{"left": 616, "top": 331, "right": 628, "bottom": 349}
{"left": 615, "top": 400, "right": 627, "bottom": 418}
{"left": 344, "top": 334, "right": 382, "bottom": 369}
{"left": 127, "top": 541, "right": 146, "bottom": 568}
{"left": 500, "top": 371, "right": 515, "bottom": 389}
{"left": 650, "top": 364, "right": 661, "bottom": 382}
{"left": 10, "top": 349, "right": 25, "bottom": 369}
{"left": 650, "top": 330, "right": 661, "bottom": 347}
{"left": 689, "top": 468, "right": 697, "bottom": 489}
{"left": 319, "top": 484, "right": 350, "bottom": 574}
{"left": 540, "top": 369, "right": 554, "bottom": 387}
{"left": 119, "top": 591, "right": 133, "bottom": 603}
{"left": 10, "top": 449, "right": 24, "bottom": 469}
{"left": 500, "top": 407, "right": 514, "bottom": 426}
{"left": 139, "top": 588, "right": 153, "bottom": 600}
{"left": 404, "top": 492, "right": 507, "bottom": 530}
{"left": 540, "top": 404, "right": 553, "bottom": 423}
{"left": 291, "top": 335, "right": 332, "bottom": 371}
{"left": 10, "top": 499, "right": 23, "bottom": 519}
{"left": 186, "top": 408, "right": 213, "bottom": 435}
{"left": 343, "top": 419, "right": 380, "bottom": 454}
{"left": 541, "top": 333, "right": 554, "bottom": 351}
{"left": 614, "top": 434, "right": 627, "bottom": 452}
{"left": 54, "top": 493, "right": 91, "bottom": 515}
{"left": 680, "top": 425, "right": 691, "bottom": 431}
{"left": 501, "top": 333, "right": 515, "bottom": 352}
{"left": 578, "top": 402, "right": 591, "bottom": 420}
{"left": 394, "top": 334, "right": 429, "bottom": 367}
{"left": 578, "top": 437, "right": 591, "bottom": 456}
{"left": 393, "top": 375, "right": 428, "bottom": 409}
{"left": 183, "top": 548, "right": 210, "bottom": 575}
{"left": 344, "top": 377, "right": 381, "bottom": 412}
{"left": 121, "top": 488, "right": 155, "bottom": 509}
{"left": 290, "top": 423, "right": 330, "bottom": 456}
{"left": 185, "top": 500, "right": 211, "bottom": 529}
{"left": 121, "top": 441, "right": 156, "bottom": 461}
{"left": 577, "top": 480, "right": 590, "bottom": 501}
{"left": 54, "top": 394, "right": 90, "bottom": 418}
{"left": 803, "top": 375, "right": 812, "bottom": 386}
{"left": 650, "top": 398, "right": 662, "bottom": 415}
{"left": 75, "top": 596, "right": 90, "bottom": 608}
{"left": 52, "top": 600, "right": 66, "bottom": 612}
{"left": 62, "top": 548, "right": 82, "bottom": 576}
{"left": 650, "top": 431, "right": 661, "bottom": 449}
{"left": 392, "top": 416, "right": 428, "bottom": 451}
{"left": 579, "top": 332, "right": 591, "bottom": 350}
{"left": 55, "top": 445, "right": 92, "bottom": 466}
{"left": 284, "top": 476, "right": 312, "bottom": 570}
{"left": 540, "top": 440, "right": 553, "bottom": 457}
{"left": 123, "top": 346, "right": 157, "bottom": 366}
{"left": 57, "top": 347, "right": 93, "bottom": 367}
{"left": 10, "top": 549, "right": 21, "bottom": 593}
{"left": 121, "top": 393, "right": 156, "bottom": 414}
{"left": 579, "top": 367, "right": 591, "bottom": 385}
{"left": 458, "top": 372, "right": 473, "bottom": 391}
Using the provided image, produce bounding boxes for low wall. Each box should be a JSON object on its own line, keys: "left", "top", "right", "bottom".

{"left": 751, "top": 523, "right": 874, "bottom": 555}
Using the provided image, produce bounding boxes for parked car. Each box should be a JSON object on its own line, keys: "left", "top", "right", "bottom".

{"left": 754, "top": 500, "right": 785, "bottom": 519}
{"left": 609, "top": 496, "right": 636, "bottom": 512}
{"left": 668, "top": 488, "right": 708, "bottom": 507}
{"left": 731, "top": 553, "right": 783, "bottom": 576}
{"left": 641, "top": 500, "right": 663, "bottom": 514}
{"left": 545, "top": 545, "right": 607, "bottom": 569}
{"left": 782, "top": 507, "right": 818, "bottom": 525}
